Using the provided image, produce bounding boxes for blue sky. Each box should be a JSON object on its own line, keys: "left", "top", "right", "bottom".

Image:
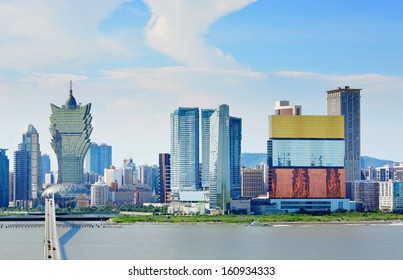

{"left": 1, "top": 0, "right": 403, "bottom": 170}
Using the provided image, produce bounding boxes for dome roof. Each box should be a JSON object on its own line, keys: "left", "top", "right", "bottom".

{"left": 65, "top": 92, "right": 77, "bottom": 109}
{"left": 41, "top": 183, "right": 89, "bottom": 200}
{"left": 65, "top": 80, "right": 77, "bottom": 109}
{"left": 23, "top": 124, "right": 38, "bottom": 135}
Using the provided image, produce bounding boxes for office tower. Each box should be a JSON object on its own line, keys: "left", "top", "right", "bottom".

{"left": 13, "top": 149, "right": 29, "bottom": 202}
{"left": 274, "top": 100, "right": 302, "bottom": 115}
{"left": 159, "top": 153, "right": 171, "bottom": 203}
{"left": 209, "top": 105, "right": 231, "bottom": 210}
{"left": 229, "top": 117, "right": 242, "bottom": 198}
{"left": 268, "top": 113, "right": 345, "bottom": 199}
{"left": 0, "top": 149, "right": 9, "bottom": 207}
{"left": 49, "top": 82, "right": 93, "bottom": 184}
{"left": 170, "top": 107, "right": 200, "bottom": 201}
{"left": 241, "top": 168, "right": 264, "bottom": 198}
{"left": 18, "top": 125, "right": 42, "bottom": 200}
{"left": 327, "top": 86, "right": 361, "bottom": 186}
{"left": 104, "top": 166, "right": 123, "bottom": 187}
{"left": 124, "top": 158, "right": 138, "bottom": 184}
{"left": 86, "top": 143, "right": 112, "bottom": 176}
{"left": 201, "top": 109, "right": 215, "bottom": 188}
{"left": 8, "top": 172, "right": 14, "bottom": 203}
{"left": 122, "top": 159, "right": 134, "bottom": 185}
{"left": 41, "top": 154, "right": 50, "bottom": 186}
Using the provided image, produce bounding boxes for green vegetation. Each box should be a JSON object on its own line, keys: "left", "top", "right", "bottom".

{"left": 111, "top": 211, "right": 403, "bottom": 224}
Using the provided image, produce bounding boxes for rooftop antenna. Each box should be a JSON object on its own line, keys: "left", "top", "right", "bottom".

{"left": 69, "top": 80, "right": 73, "bottom": 96}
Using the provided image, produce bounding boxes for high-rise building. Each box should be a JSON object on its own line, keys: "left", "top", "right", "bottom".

{"left": 327, "top": 86, "right": 361, "bottom": 186}
{"left": 268, "top": 114, "right": 345, "bottom": 199}
{"left": 241, "top": 168, "right": 264, "bottom": 198}
{"left": 12, "top": 124, "right": 42, "bottom": 203}
{"left": 209, "top": 105, "right": 231, "bottom": 211}
{"left": 376, "top": 164, "right": 394, "bottom": 182}
{"left": 274, "top": 100, "right": 302, "bottom": 115}
{"left": 86, "top": 143, "right": 112, "bottom": 176}
{"left": 41, "top": 154, "right": 50, "bottom": 186}
{"left": 205, "top": 105, "right": 242, "bottom": 211}
{"left": 13, "top": 149, "right": 29, "bottom": 202}
{"left": 104, "top": 166, "right": 123, "bottom": 187}
{"left": 229, "top": 117, "right": 242, "bottom": 199}
{"left": 170, "top": 107, "right": 200, "bottom": 201}
{"left": 159, "top": 153, "right": 171, "bottom": 203}
{"left": 201, "top": 109, "right": 215, "bottom": 189}
{"left": 23, "top": 125, "right": 41, "bottom": 200}
{"left": 0, "top": 149, "right": 9, "bottom": 207}
{"left": 91, "top": 179, "right": 109, "bottom": 206}
{"left": 49, "top": 83, "right": 93, "bottom": 184}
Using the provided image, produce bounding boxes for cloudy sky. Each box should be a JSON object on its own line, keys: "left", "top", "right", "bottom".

{"left": 1, "top": 0, "right": 403, "bottom": 170}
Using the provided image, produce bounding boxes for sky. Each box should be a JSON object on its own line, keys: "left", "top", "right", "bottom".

{"left": 1, "top": 0, "right": 403, "bottom": 170}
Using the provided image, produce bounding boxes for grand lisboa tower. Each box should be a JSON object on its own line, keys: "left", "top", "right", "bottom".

{"left": 49, "top": 82, "right": 93, "bottom": 184}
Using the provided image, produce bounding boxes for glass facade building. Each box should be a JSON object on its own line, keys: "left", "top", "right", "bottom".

{"left": 158, "top": 153, "right": 171, "bottom": 203}
{"left": 86, "top": 142, "right": 112, "bottom": 176}
{"left": 0, "top": 149, "right": 9, "bottom": 207}
{"left": 229, "top": 117, "right": 242, "bottom": 199}
{"left": 201, "top": 109, "right": 215, "bottom": 188}
{"left": 170, "top": 107, "right": 200, "bottom": 201}
{"left": 50, "top": 85, "right": 92, "bottom": 184}
{"left": 209, "top": 105, "right": 231, "bottom": 210}
{"left": 268, "top": 115, "right": 345, "bottom": 199}
{"left": 327, "top": 87, "right": 361, "bottom": 183}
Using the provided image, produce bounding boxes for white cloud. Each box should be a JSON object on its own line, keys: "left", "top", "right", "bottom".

{"left": 275, "top": 71, "right": 403, "bottom": 92}
{"left": 143, "top": 0, "right": 257, "bottom": 71}
{"left": 0, "top": 0, "right": 130, "bottom": 70}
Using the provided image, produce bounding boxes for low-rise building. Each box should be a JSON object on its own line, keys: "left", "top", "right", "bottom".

{"left": 352, "top": 180, "right": 379, "bottom": 211}
{"left": 379, "top": 181, "right": 403, "bottom": 212}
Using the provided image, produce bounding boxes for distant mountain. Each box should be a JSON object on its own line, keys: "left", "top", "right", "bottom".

{"left": 361, "top": 156, "right": 398, "bottom": 168}
{"left": 242, "top": 153, "right": 399, "bottom": 169}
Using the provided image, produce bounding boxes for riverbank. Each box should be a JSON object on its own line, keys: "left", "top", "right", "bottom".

{"left": 111, "top": 212, "right": 403, "bottom": 225}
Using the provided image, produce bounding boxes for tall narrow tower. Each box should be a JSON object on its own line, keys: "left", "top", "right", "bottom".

{"left": 170, "top": 107, "right": 200, "bottom": 201}
{"left": 49, "top": 82, "right": 93, "bottom": 184}
{"left": 0, "top": 149, "right": 9, "bottom": 207}
{"left": 327, "top": 86, "right": 361, "bottom": 195}
{"left": 22, "top": 124, "right": 41, "bottom": 199}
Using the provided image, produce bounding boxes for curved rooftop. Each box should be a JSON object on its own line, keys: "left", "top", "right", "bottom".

{"left": 41, "top": 183, "right": 89, "bottom": 200}
{"left": 65, "top": 81, "right": 77, "bottom": 109}
{"left": 23, "top": 124, "right": 38, "bottom": 135}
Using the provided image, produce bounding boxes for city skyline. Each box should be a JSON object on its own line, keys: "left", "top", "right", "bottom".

{"left": 1, "top": 1, "right": 403, "bottom": 170}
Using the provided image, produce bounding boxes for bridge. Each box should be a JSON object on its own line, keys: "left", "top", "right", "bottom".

{"left": 44, "top": 197, "right": 62, "bottom": 260}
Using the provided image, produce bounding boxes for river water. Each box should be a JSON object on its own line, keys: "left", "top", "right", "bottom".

{"left": 1, "top": 222, "right": 403, "bottom": 260}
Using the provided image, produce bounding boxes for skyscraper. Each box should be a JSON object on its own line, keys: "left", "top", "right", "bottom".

{"left": 13, "top": 125, "right": 42, "bottom": 203}
{"left": 327, "top": 86, "right": 361, "bottom": 187}
{"left": 50, "top": 83, "right": 93, "bottom": 184}
{"left": 201, "top": 109, "right": 215, "bottom": 189}
{"left": 268, "top": 114, "right": 345, "bottom": 199}
{"left": 86, "top": 142, "right": 112, "bottom": 176}
{"left": 22, "top": 125, "right": 41, "bottom": 199}
{"left": 229, "top": 117, "right": 242, "bottom": 198}
{"left": 13, "top": 148, "right": 29, "bottom": 202}
{"left": 41, "top": 154, "right": 50, "bottom": 187}
{"left": 170, "top": 107, "right": 200, "bottom": 201}
{"left": 209, "top": 105, "right": 231, "bottom": 211}
{"left": 0, "top": 149, "right": 9, "bottom": 207}
{"left": 158, "top": 153, "right": 171, "bottom": 203}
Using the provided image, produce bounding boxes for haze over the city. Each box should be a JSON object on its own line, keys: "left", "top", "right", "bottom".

{"left": 1, "top": 0, "right": 402, "bottom": 170}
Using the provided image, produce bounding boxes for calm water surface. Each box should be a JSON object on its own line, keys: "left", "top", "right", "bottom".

{"left": 1, "top": 222, "right": 403, "bottom": 260}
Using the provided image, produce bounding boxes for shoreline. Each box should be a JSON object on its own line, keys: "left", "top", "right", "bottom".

{"left": 113, "top": 219, "right": 403, "bottom": 226}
